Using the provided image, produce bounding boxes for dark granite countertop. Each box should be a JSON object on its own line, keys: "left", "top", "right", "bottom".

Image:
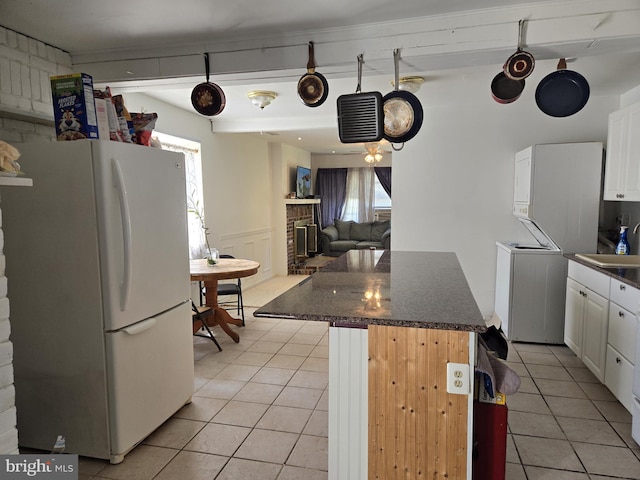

{"left": 565, "top": 254, "right": 640, "bottom": 290}
{"left": 254, "top": 250, "right": 486, "bottom": 332}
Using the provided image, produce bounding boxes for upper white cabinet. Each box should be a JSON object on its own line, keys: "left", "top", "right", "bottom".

{"left": 603, "top": 101, "right": 640, "bottom": 201}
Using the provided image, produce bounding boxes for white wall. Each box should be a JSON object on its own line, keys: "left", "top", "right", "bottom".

{"left": 124, "top": 92, "right": 277, "bottom": 286}
{"left": 122, "top": 93, "right": 315, "bottom": 280}
{"left": 270, "top": 143, "right": 312, "bottom": 275}
{"left": 391, "top": 93, "right": 619, "bottom": 317}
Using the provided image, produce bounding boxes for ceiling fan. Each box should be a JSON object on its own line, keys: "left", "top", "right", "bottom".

{"left": 364, "top": 142, "right": 384, "bottom": 163}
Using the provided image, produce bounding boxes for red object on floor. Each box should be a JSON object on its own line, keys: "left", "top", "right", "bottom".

{"left": 472, "top": 401, "right": 508, "bottom": 480}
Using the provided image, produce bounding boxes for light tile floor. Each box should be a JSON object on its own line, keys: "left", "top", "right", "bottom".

{"left": 74, "top": 275, "right": 640, "bottom": 479}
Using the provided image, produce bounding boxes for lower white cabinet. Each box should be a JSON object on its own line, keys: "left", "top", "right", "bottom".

{"left": 565, "top": 261, "right": 639, "bottom": 412}
{"left": 604, "top": 279, "right": 639, "bottom": 412}
{"left": 605, "top": 345, "right": 634, "bottom": 412}
{"left": 565, "top": 277, "right": 609, "bottom": 381}
{"left": 565, "top": 262, "right": 610, "bottom": 382}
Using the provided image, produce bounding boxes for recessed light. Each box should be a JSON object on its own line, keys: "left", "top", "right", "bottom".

{"left": 298, "top": 137, "right": 302, "bottom": 141}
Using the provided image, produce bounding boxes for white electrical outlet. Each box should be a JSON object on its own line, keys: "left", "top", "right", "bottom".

{"left": 446, "top": 362, "right": 470, "bottom": 395}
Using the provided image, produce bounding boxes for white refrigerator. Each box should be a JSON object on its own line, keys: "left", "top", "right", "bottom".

{"left": 2, "top": 140, "right": 194, "bottom": 463}
{"left": 494, "top": 143, "right": 603, "bottom": 344}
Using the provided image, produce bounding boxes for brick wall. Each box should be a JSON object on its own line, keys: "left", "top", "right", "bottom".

{"left": 0, "top": 26, "right": 71, "bottom": 123}
{"left": 0, "top": 27, "right": 71, "bottom": 454}
{"left": 286, "top": 204, "right": 314, "bottom": 274}
{"left": 0, "top": 203, "right": 18, "bottom": 454}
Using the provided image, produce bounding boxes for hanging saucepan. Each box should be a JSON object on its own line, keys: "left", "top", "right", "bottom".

{"left": 490, "top": 71, "right": 525, "bottom": 104}
{"left": 382, "top": 49, "right": 423, "bottom": 148}
{"left": 191, "top": 53, "right": 226, "bottom": 116}
{"left": 297, "top": 41, "right": 329, "bottom": 107}
{"left": 535, "top": 58, "right": 590, "bottom": 117}
{"left": 503, "top": 20, "right": 535, "bottom": 80}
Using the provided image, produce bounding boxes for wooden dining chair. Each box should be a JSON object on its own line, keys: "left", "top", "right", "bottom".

{"left": 191, "top": 301, "right": 222, "bottom": 351}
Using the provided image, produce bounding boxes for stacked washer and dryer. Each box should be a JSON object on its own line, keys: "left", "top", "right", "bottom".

{"left": 494, "top": 142, "right": 603, "bottom": 344}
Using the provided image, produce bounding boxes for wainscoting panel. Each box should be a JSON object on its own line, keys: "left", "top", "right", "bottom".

{"left": 328, "top": 326, "right": 368, "bottom": 480}
{"left": 219, "top": 227, "right": 272, "bottom": 288}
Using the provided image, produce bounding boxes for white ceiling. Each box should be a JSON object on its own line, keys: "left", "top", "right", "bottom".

{"left": 2, "top": 0, "right": 640, "bottom": 153}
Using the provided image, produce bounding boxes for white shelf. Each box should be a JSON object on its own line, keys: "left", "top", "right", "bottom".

{"left": 0, "top": 177, "right": 33, "bottom": 187}
{"left": 285, "top": 198, "right": 320, "bottom": 204}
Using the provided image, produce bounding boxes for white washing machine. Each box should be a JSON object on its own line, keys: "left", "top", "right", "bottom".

{"left": 495, "top": 241, "right": 567, "bottom": 344}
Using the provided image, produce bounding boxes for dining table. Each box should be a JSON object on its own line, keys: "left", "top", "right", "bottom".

{"left": 189, "top": 257, "right": 260, "bottom": 343}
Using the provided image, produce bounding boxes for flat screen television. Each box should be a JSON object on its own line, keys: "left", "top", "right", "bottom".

{"left": 296, "top": 166, "right": 312, "bottom": 199}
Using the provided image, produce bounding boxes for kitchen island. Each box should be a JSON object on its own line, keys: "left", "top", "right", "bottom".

{"left": 255, "top": 250, "right": 485, "bottom": 480}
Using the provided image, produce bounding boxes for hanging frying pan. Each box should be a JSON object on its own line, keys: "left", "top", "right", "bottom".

{"left": 191, "top": 53, "right": 226, "bottom": 116}
{"left": 337, "top": 54, "right": 384, "bottom": 143}
{"left": 297, "top": 41, "right": 329, "bottom": 107}
{"left": 535, "top": 58, "right": 590, "bottom": 117}
{"left": 382, "top": 48, "right": 423, "bottom": 146}
{"left": 491, "top": 71, "right": 525, "bottom": 104}
{"left": 503, "top": 20, "right": 535, "bottom": 80}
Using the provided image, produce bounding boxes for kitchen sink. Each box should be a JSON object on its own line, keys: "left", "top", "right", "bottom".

{"left": 575, "top": 253, "right": 640, "bottom": 268}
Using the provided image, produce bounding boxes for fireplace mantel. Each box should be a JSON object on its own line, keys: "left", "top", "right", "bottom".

{"left": 284, "top": 198, "right": 320, "bottom": 205}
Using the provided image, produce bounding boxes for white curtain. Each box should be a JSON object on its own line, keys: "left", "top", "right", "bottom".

{"left": 341, "top": 167, "right": 376, "bottom": 222}
{"left": 155, "top": 134, "right": 206, "bottom": 259}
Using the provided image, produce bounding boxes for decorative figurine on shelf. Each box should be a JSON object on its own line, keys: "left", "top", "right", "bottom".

{"left": 0, "top": 140, "right": 23, "bottom": 176}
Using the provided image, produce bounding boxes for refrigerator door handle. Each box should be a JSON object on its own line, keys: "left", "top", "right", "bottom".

{"left": 112, "top": 157, "right": 133, "bottom": 312}
{"left": 122, "top": 317, "right": 157, "bottom": 335}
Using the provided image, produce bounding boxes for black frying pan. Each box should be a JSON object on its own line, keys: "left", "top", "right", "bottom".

{"left": 535, "top": 58, "right": 590, "bottom": 117}
{"left": 297, "top": 42, "right": 329, "bottom": 107}
{"left": 191, "top": 53, "right": 226, "bottom": 116}
{"left": 382, "top": 49, "right": 423, "bottom": 145}
{"left": 491, "top": 71, "right": 525, "bottom": 104}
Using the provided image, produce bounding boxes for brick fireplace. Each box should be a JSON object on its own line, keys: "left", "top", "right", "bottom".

{"left": 285, "top": 199, "right": 325, "bottom": 275}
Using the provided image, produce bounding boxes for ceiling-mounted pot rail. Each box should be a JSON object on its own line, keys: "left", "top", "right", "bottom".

{"left": 297, "top": 41, "right": 329, "bottom": 107}
{"left": 336, "top": 54, "right": 384, "bottom": 144}
{"left": 191, "top": 53, "right": 226, "bottom": 116}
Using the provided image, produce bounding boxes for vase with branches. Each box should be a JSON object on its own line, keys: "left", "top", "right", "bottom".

{"left": 187, "top": 193, "right": 218, "bottom": 265}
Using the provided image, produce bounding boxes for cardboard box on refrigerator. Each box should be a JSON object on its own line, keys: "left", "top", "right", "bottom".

{"left": 50, "top": 73, "right": 99, "bottom": 141}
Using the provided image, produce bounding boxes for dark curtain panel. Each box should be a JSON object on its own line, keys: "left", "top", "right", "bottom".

{"left": 315, "top": 168, "right": 348, "bottom": 229}
{"left": 374, "top": 166, "right": 392, "bottom": 197}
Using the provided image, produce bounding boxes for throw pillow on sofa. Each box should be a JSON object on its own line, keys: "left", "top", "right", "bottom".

{"left": 334, "top": 219, "right": 353, "bottom": 240}
{"left": 371, "top": 220, "right": 390, "bottom": 241}
{"left": 350, "top": 222, "right": 372, "bottom": 241}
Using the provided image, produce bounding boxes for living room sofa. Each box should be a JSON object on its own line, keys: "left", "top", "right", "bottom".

{"left": 319, "top": 219, "right": 391, "bottom": 257}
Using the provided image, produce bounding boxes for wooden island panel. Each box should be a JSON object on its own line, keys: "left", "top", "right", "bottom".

{"left": 368, "top": 325, "right": 470, "bottom": 480}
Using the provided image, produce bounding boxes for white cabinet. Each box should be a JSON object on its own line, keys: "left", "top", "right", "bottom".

{"left": 565, "top": 262, "right": 610, "bottom": 381}
{"left": 606, "top": 346, "right": 634, "bottom": 412}
{"left": 603, "top": 101, "right": 640, "bottom": 201}
{"left": 566, "top": 261, "right": 639, "bottom": 411}
{"left": 604, "top": 279, "right": 639, "bottom": 412}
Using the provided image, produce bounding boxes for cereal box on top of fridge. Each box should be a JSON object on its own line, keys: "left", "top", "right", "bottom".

{"left": 50, "top": 73, "right": 99, "bottom": 141}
